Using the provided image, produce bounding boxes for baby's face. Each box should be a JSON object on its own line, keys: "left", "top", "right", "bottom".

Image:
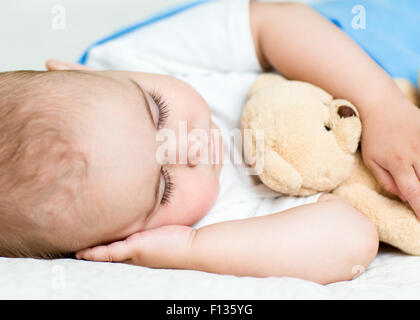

{"left": 73, "top": 71, "right": 222, "bottom": 247}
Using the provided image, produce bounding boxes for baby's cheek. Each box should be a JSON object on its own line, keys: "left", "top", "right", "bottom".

{"left": 172, "top": 174, "right": 219, "bottom": 226}
{"left": 146, "top": 170, "right": 220, "bottom": 229}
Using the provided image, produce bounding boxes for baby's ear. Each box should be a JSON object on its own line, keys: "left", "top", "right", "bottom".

{"left": 259, "top": 149, "right": 303, "bottom": 195}
{"left": 46, "top": 59, "right": 94, "bottom": 71}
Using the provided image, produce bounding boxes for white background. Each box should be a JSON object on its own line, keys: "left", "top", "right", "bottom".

{"left": 0, "top": 0, "right": 317, "bottom": 72}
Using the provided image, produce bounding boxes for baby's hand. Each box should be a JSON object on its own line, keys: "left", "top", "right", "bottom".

{"left": 75, "top": 225, "right": 196, "bottom": 269}
{"left": 361, "top": 99, "right": 420, "bottom": 218}
{"left": 45, "top": 59, "right": 93, "bottom": 71}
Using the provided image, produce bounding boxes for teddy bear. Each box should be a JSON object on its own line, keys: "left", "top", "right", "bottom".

{"left": 395, "top": 77, "right": 420, "bottom": 106}
{"left": 241, "top": 72, "right": 420, "bottom": 255}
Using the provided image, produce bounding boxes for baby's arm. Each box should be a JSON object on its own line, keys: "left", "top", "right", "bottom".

{"left": 250, "top": 2, "right": 420, "bottom": 217}
{"left": 76, "top": 196, "right": 378, "bottom": 285}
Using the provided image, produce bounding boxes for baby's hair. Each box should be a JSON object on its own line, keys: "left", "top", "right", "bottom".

{"left": 0, "top": 70, "right": 89, "bottom": 258}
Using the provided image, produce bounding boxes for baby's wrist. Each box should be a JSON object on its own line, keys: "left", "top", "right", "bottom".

{"left": 360, "top": 94, "right": 413, "bottom": 125}
{"left": 352, "top": 78, "right": 410, "bottom": 122}
{"left": 182, "top": 228, "right": 198, "bottom": 270}
{"left": 161, "top": 226, "right": 197, "bottom": 270}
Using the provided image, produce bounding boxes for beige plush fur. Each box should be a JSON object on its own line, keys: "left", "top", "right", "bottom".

{"left": 395, "top": 78, "right": 420, "bottom": 106}
{"left": 241, "top": 73, "right": 420, "bottom": 255}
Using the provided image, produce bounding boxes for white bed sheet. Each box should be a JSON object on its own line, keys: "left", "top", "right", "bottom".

{"left": 1, "top": 245, "right": 419, "bottom": 299}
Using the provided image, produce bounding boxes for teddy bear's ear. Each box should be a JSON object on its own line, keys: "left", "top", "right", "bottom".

{"left": 259, "top": 149, "right": 303, "bottom": 195}
{"left": 329, "top": 99, "right": 361, "bottom": 154}
{"left": 248, "top": 73, "right": 287, "bottom": 97}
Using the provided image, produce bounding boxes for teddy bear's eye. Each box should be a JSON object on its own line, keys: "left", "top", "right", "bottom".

{"left": 324, "top": 125, "right": 331, "bottom": 131}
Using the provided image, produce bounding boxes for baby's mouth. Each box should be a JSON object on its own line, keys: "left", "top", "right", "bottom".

{"left": 209, "top": 121, "right": 223, "bottom": 173}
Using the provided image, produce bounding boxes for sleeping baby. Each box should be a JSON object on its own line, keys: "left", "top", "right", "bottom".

{"left": 0, "top": 0, "right": 419, "bottom": 285}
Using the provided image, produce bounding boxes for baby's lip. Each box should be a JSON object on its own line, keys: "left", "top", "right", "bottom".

{"left": 209, "top": 122, "right": 223, "bottom": 173}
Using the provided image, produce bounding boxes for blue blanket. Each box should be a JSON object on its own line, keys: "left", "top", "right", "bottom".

{"left": 312, "top": 0, "right": 420, "bottom": 86}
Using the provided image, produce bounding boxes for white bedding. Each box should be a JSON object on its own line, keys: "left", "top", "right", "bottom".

{"left": 1, "top": 244, "right": 420, "bottom": 299}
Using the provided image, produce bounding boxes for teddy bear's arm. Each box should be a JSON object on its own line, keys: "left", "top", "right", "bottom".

{"left": 333, "top": 183, "right": 420, "bottom": 256}
{"left": 260, "top": 149, "right": 303, "bottom": 195}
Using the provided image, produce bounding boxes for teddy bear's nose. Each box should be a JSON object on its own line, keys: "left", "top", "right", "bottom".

{"left": 337, "top": 105, "right": 357, "bottom": 118}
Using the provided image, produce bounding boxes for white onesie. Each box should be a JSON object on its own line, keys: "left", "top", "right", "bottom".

{"left": 82, "top": 0, "right": 322, "bottom": 229}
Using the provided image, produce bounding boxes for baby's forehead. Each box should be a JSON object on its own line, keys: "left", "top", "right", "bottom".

{"left": 34, "top": 70, "right": 122, "bottom": 95}
{"left": 21, "top": 71, "right": 136, "bottom": 121}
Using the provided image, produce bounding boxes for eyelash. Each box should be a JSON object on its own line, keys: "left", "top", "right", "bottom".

{"left": 149, "top": 90, "right": 170, "bottom": 129}
{"left": 161, "top": 167, "right": 174, "bottom": 206}
{"left": 148, "top": 90, "right": 173, "bottom": 205}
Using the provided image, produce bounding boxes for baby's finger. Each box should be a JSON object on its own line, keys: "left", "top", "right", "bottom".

{"left": 76, "top": 240, "right": 132, "bottom": 262}
{"left": 414, "top": 163, "right": 420, "bottom": 200}
{"left": 415, "top": 163, "right": 420, "bottom": 181}
{"left": 46, "top": 59, "right": 93, "bottom": 71}
{"left": 369, "top": 161, "right": 404, "bottom": 199}
{"left": 392, "top": 165, "right": 420, "bottom": 219}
